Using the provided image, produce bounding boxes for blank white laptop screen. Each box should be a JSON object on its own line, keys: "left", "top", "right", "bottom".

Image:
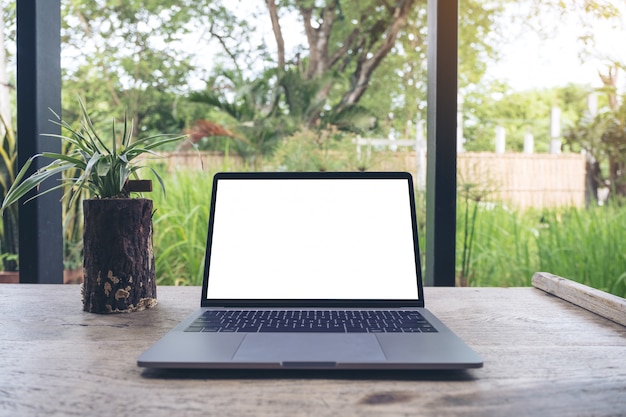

{"left": 205, "top": 178, "right": 419, "bottom": 300}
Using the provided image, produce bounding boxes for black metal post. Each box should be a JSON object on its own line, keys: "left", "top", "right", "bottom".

{"left": 425, "top": 0, "right": 458, "bottom": 286}
{"left": 16, "top": 0, "right": 63, "bottom": 283}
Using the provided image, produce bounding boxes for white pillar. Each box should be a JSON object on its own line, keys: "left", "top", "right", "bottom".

{"left": 457, "top": 93, "right": 465, "bottom": 152}
{"left": 495, "top": 126, "right": 506, "bottom": 154}
{"left": 550, "top": 106, "right": 561, "bottom": 154}
{"left": 550, "top": 140, "right": 561, "bottom": 154}
{"left": 524, "top": 132, "right": 534, "bottom": 154}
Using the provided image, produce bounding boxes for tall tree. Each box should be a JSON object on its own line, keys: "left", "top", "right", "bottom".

{"left": 61, "top": 0, "right": 224, "bottom": 135}
{"left": 265, "top": 0, "right": 416, "bottom": 121}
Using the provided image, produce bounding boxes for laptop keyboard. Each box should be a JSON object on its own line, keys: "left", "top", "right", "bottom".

{"left": 184, "top": 310, "right": 437, "bottom": 333}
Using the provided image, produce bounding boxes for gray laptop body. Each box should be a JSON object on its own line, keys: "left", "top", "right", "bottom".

{"left": 137, "top": 172, "right": 483, "bottom": 370}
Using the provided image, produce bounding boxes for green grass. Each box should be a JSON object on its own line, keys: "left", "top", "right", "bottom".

{"left": 149, "top": 169, "right": 626, "bottom": 297}
{"left": 456, "top": 200, "right": 626, "bottom": 297}
{"left": 151, "top": 169, "right": 214, "bottom": 286}
{"left": 456, "top": 202, "right": 538, "bottom": 287}
{"left": 533, "top": 205, "right": 626, "bottom": 296}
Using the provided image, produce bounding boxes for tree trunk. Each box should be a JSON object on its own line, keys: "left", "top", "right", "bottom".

{"left": 265, "top": 0, "right": 285, "bottom": 70}
{"left": 82, "top": 198, "right": 157, "bottom": 313}
{"left": 294, "top": 0, "right": 415, "bottom": 121}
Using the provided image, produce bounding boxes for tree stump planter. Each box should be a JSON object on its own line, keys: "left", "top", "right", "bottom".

{"left": 82, "top": 198, "right": 157, "bottom": 313}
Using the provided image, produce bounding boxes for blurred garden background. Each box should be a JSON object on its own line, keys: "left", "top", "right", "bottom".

{"left": 0, "top": 0, "right": 624, "bottom": 296}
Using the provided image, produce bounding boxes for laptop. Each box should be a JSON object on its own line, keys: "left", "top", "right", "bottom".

{"left": 137, "top": 171, "right": 483, "bottom": 370}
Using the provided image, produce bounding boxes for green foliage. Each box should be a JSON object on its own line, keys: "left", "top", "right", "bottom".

{"left": 151, "top": 169, "right": 213, "bottom": 286}
{"left": 189, "top": 67, "right": 378, "bottom": 165}
{"left": 61, "top": 138, "right": 85, "bottom": 271}
{"left": 282, "top": 0, "right": 418, "bottom": 110}
{"left": 0, "top": 114, "right": 16, "bottom": 207}
{"left": 0, "top": 0, "right": 614, "bottom": 146}
{"left": 456, "top": 201, "right": 626, "bottom": 297}
{"left": 564, "top": 93, "right": 626, "bottom": 199}
{"left": 55, "top": 0, "right": 615, "bottom": 149}
{"left": 458, "top": 0, "right": 504, "bottom": 87}
{"left": 1, "top": 98, "right": 186, "bottom": 211}
{"left": 463, "top": 84, "right": 591, "bottom": 152}
{"left": 0, "top": 114, "right": 17, "bottom": 270}
{"left": 189, "top": 69, "right": 287, "bottom": 165}
{"left": 268, "top": 128, "right": 364, "bottom": 172}
{"left": 278, "top": 68, "right": 376, "bottom": 133}
{"left": 535, "top": 205, "right": 626, "bottom": 297}
{"left": 456, "top": 202, "right": 538, "bottom": 287}
{"left": 61, "top": 0, "right": 216, "bottom": 138}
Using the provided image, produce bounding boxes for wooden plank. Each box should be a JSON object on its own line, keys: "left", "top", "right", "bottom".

{"left": 126, "top": 179, "right": 153, "bottom": 193}
{"left": 532, "top": 271, "right": 626, "bottom": 327}
{"left": 1, "top": 285, "right": 625, "bottom": 416}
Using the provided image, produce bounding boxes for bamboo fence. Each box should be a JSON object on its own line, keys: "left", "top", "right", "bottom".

{"left": 149, "top": 151, "right": 587, "bottom": 209}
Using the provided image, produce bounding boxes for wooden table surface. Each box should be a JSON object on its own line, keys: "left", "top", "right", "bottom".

{"left": 1, "top": 284, "right": 624, "bottom": 417}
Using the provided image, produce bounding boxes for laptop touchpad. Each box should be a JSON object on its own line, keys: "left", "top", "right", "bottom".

{"left": 233, "top": 334, "right": 386, "bottom": 363}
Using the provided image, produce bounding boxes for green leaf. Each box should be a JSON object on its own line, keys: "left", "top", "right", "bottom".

{"left": 118, "top": 164, "right": 131, "bottom": 194}
{"left": 122, "top": 111, "right": 134, "bottom": 148}
{"left": 111, "top": 117, "right": 117, "bottom": 156}
{"left": 147, "top": 166, "right": 168, "bottom": 198}
{"left": 96, "top": 158, "right": 111, "bottom": 177}
{"left": 40, "top": 152, "right": 86, "bottom": 169}
{"left": 77, "top": 96, "right": 111, "bottom": 155}
{"left": 1, "top": 157, "right": 76, "bottom": 211}
{"left": 5, "top": 96, "right": 186, "bottom": 207}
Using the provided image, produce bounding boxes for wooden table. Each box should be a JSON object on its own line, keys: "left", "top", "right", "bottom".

{"left": 1, "top": 285, "right": 624, "bottom": 417}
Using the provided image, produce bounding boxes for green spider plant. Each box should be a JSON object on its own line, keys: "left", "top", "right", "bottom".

{"left": 0, "top": 98, "right": 187, "bottom": 212}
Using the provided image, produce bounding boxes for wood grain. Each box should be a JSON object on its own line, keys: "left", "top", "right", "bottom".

{"left": 82, "top": 198, "right": 157, "bottom": 313}
{"left": 1, "top": 285, "right": 625, "bottom": 417}
{"left": 532, "top": 271, "right": 626, "bottom": 327}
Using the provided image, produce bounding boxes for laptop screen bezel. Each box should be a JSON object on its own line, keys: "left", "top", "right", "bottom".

{"left": 200, "top": 171, "right": 425, "bottom": 308}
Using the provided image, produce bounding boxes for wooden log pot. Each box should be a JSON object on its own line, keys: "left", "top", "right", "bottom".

{"left": 82, "top": 198, "right": 157, "bottom": 313}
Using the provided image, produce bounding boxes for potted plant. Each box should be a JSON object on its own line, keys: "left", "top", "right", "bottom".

{"left": 1, "top": 98, "right": 186, "bottom": 312}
